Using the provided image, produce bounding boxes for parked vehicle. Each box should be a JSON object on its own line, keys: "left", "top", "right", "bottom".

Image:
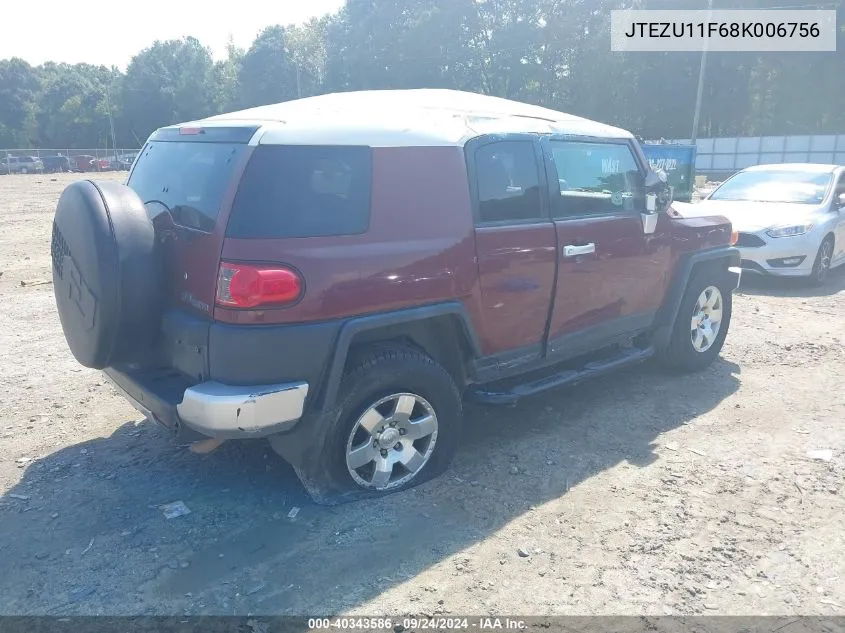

{"left": 94, "top": 158, "right": 114, "bottom": 171}
{"left": 693, "top": 163, "right": 845, "bottom": 285}
{"left": 42, "top": 155, "right": 72, "bottom": 173}
{"left": 1, "top": 155, "right": 44, "bottom": 174}
{"left": 117, "top": 153, "right": 137, "bottom": 170}
{"left": 71, "top": 155, "right": 97, "bottom": 172}
{"left": 51, "top": 90, "right": 741, "bottom": 504}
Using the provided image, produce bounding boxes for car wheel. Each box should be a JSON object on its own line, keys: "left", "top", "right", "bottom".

{"left": 657, "top": 271, "right": 733, "bottom": 373}
{"left": 808, "top": 236, "right": 834, "bottom": 287}
{"left": 271, "top": 344, "right": 462, "bottom": 505}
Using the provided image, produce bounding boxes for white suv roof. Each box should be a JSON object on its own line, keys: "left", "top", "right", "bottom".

{"left": 195, "top": 89, "right": 634, "bottom": 148}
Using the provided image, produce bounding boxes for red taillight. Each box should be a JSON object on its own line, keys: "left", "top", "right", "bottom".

{"left": 216, "top": 262, "right": 302, "bottom": 308}
{"left": 179, "top": 126, "right": 203, "bottom": 135}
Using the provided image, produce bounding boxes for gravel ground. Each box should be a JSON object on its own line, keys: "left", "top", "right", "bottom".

{"left": 0, "top": 172, "right": 843, "bottom": 617}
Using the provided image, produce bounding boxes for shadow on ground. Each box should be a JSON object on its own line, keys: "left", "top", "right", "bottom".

{"left": 738, "top": 263, "right": 845, "bottom": 298}
{"left": 0, "top": 357, "right": 741, "bottom": 615}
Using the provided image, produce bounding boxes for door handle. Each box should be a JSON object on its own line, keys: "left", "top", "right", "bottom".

{"left": 563, "top": 243, "right": 596, "bottom": 257}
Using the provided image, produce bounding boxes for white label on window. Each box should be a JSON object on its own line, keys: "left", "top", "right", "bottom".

{"left": 602, "top": 159, "right": 621, "bottom": 174}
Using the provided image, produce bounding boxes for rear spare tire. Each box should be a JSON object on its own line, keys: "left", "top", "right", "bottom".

{"left": 51, "top": 179, "right": 161, "bottom": 369}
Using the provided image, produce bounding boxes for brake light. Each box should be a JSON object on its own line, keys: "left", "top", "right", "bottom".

{"left": 179, "top": 126, "right": 203, "bottom": 135}
{"left": 730, "top": 229, "right": 739, "bottom": 245}
{"left": 216, "top": 262, "right": 302, "bottom": 308}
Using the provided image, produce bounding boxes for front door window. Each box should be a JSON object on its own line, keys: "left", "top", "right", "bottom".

{"left": 549, "top": 141, "right": 645, "bottom": 217}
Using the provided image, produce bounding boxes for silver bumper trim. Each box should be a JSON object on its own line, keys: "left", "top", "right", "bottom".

{"left": 176, "top": 381, "right": 309, "bottom": 439}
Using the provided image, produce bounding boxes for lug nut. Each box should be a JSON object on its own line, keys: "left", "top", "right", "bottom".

{"left": 394, "top": 443, "right": 403, "bottom": 451}
{"left": 380, "top": 449, "right": 388, "bottom": 457}
{"left": 399, "top": 428, "right": 406, "bottom": 436}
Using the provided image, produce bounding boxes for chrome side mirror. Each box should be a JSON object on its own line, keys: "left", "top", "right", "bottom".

{"left": 643, "top": 169, "right": 672, "bottom": 234}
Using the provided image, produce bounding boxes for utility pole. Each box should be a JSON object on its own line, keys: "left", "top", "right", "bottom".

{"left": 104, "top": 83, "right": 118, "bottom": 158}
{"left": 691, "top": 0, "right": 714, "bottom": 143}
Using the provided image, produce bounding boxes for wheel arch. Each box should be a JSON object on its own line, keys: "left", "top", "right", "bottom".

{"left": 316, "top": 302, "right": 481, "bottom": 414}
{"left": 653, "top": 246, "right": 740, "bottom": 349}
{"left": 822, "top": 231, "right": 835, "bottom": 246}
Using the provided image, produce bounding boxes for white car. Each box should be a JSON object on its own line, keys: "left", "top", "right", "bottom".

{"left": 694, "top": 163, "right": 845, "bottom": 286}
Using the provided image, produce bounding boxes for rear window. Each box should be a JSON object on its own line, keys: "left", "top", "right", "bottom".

{"left": 226, "top": 145, "right": 372, "bottom": 239}
{"left": 128, "top": 141, "right": 245, "bottom": 232}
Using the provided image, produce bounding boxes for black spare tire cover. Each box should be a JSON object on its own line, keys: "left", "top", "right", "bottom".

{"left": 51, "top": 179, "right": 161, "bottom": 369}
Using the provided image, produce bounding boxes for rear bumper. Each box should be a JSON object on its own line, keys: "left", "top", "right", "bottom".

{"left": 104, "top": 367, "right": 308, "bottom": 439}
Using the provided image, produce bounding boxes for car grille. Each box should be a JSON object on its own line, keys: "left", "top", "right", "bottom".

{"left": 735, "top": 232, "right": 766, "bottom": 248}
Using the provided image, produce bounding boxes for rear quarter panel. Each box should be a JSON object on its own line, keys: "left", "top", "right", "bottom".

{"left": 217, "top": 146, "right": 479, "bottom": 325}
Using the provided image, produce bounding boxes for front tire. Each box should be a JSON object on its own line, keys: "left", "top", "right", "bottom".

{"left": 808, "top": 236, "right": 834, "bottom": 287}
{"left": 658, "top": 271, "right": 733, "bottom": 373}
{"left": 271, "top": 344, "right": 462, "bottom": 505}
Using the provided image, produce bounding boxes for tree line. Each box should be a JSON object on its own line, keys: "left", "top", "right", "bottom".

{"left": 1, "top": 0, "right": 843, "bottom": 149}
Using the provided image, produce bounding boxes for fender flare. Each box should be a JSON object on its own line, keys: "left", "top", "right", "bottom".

{"left": 653, "top": 246, "right": 741, "bottom": 348}
{"left": 317, "top": 302, "right": 482, "bottom": 413}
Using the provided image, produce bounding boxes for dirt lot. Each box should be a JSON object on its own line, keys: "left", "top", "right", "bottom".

{"left": 0, "top": 172, "right": 843, "bottom": 617}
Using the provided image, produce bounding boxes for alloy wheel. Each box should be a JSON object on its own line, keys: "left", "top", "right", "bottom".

{"left": 815, "top": 240, "right": 833, "bottom": 284}
{"left": 345, "top": 392, "right": 438, "bottom": 491}
{"left": 690, "top": 285, "right": 724, "bottom": 353}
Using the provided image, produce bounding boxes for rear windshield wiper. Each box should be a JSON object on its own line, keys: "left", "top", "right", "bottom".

{"left": 171, "top": 204, "right": 216, "bottom": 233}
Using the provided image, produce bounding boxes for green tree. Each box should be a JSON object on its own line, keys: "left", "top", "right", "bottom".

{"left": 35, "top": 63, "right": 118, "bottom": 148}
{"left": 213, "top": 36, "right": 244, "bottom": 113}
{"left": 324, "top": 0, "right": 479, "bottom": 92}
{"left": 238, "top": 26, "right": 297, "bottom": 108}
{"left": 119, "top": 37, "right": 217, "bottom": 143}
{"left": 1, "top": 0, "right": 843, "bottom": 147}
{"left": 285, "top": 17, "right": 331, "bottom": 98}
{"left": 0, "top": 58, "right": 40, "bottom": 147}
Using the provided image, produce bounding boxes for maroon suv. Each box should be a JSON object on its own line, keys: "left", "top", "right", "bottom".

{"left": 51, "top": 90, "right": 740, "bottom": 504}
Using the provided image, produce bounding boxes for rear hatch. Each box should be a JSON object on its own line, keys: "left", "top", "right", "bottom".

{"left": 126, "top": 124, "right": 259, "bottom": 320}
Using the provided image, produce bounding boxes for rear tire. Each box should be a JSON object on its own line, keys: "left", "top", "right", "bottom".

{"left": 808, "top": 235, "right": 834, "bottom": 287}
{"left": 657, "top": 271, "right": 733, "bottom": 373}
{"left": 271, "top": 344, "right": 463, "bottom": 505}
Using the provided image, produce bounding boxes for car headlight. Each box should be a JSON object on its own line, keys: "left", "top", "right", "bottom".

{"left": 766, "top": 224, "right": 814, "bottom": 238}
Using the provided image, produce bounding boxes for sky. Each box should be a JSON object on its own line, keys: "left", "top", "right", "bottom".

{"left": 0, "top": 0, "right": 345, "bottom": 69}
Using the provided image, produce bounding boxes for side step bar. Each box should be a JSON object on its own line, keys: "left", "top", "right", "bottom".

{"left": 468, "top": 346, "right": 655, "bottom": 406}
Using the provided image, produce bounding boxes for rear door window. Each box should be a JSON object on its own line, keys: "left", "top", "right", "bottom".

{"left": 474, "top": 140, "right": 544, "bottom": 224}
{"left": 128, "top": 141, "right": 245, "bottom": 232}
{"left": 226, "top": 145, "right": 373, "bottom": 239}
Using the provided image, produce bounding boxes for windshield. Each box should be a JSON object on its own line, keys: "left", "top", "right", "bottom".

{"left": 128, "top": 141, "right": 245, "bottom": 232}
{"left": 709, "top": 170, "right": 832, "bottom": 204}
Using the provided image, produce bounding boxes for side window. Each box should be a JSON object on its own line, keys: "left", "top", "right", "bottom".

{"left": 549, "top": 141, "right": 644, "bottom": 218}
{"left": 227, "top": 145, "right": 372, "bottom": 239}
{"left": 835, "top": 173, "right": 845, "bottom": 197}
{"left": 475, "top": 141, "right": 543, "bottom": 224}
